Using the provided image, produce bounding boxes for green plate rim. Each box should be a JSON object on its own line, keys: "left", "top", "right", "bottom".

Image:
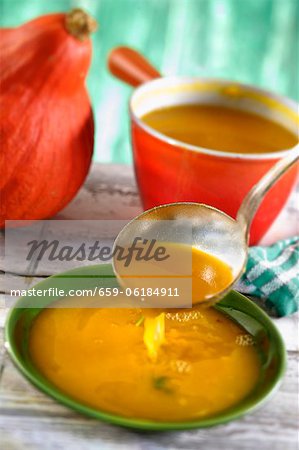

{"left": 4, "top": 264, "right": 287, "bottom": 431}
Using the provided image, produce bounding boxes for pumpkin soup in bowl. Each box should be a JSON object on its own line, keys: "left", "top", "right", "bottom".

{"left": 28, "top": 304, "right": 261, "bottom": 422}
{"left": 5, "top": 264, "right": 286, "bottom": 429}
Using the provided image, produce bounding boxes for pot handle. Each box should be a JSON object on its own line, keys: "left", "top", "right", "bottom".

{"left": 108, "top": 46, "right": 161, "bottom": 87}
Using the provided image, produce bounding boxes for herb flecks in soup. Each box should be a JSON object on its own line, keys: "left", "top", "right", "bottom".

{"left": 29, "top": 305, "right": 261, "bottom": 422}
{"left": 142, "top": 104, "right": 297, "bottom": 153}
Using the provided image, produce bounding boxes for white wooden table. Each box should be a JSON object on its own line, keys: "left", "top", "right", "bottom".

{"left": 0, "top": 164, "right": 298, "bottom": 450}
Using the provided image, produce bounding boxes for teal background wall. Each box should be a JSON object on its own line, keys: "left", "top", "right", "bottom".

{"left": 1, "top": 0, "right": 298, "bottom": 163}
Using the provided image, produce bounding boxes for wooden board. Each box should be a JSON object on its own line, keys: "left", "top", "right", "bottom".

{"left": 1, "top": 163, "right": 298, "bottom": 450}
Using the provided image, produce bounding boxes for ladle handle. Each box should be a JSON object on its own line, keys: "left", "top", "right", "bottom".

{"left": 108, "top": 46, "right": 161, "bottom": 87}
{"left": 237, "top": 146, "right": 299, "bottom": 243}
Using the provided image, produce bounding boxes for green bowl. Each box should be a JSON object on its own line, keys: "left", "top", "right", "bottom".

{"left": 5, "top": 264, "right": 286, "bottom": 430}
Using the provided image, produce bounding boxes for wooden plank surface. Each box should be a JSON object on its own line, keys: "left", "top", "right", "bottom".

{"left": 0, "top": 163, "right": 298, "bottom": 450}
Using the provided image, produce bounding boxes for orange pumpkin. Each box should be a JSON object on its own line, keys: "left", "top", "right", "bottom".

{"left": 0, "top": 9, "right": 96, "bottom": 227}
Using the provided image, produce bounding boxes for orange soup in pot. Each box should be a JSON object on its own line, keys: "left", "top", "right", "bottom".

{"left": 142, "top": 104, "right": 297, "bottom": 153}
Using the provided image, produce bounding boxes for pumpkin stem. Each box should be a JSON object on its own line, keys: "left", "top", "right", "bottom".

{"left": 65, "top": 8, "right": 97, "bottom": 41}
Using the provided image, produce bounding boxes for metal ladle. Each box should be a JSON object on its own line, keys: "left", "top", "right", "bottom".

{"left": 113, "top": 148, "right": 298, "bottom": 305}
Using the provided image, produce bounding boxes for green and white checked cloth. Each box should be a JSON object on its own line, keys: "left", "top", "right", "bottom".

{"left": 236, "top": 237, "right": 299, "bottom": 317}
